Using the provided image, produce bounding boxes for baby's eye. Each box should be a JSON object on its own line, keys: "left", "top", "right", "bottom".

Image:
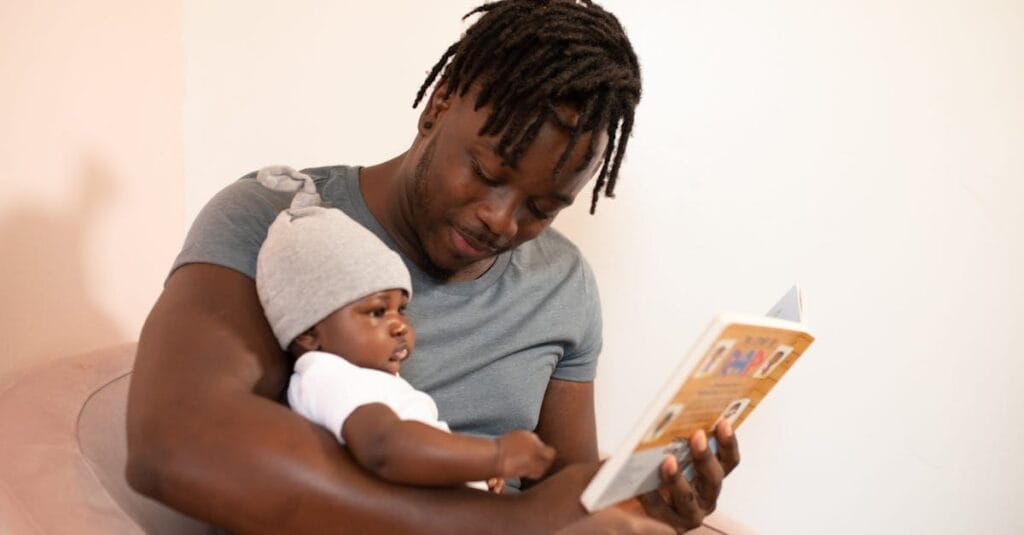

{"left": 370, "top": 307, "right": 386, "bottom": 318}
{"left": 398, "top": 305, "right": 407, "bottom": 315}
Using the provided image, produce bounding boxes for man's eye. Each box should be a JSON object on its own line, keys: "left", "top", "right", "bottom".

{"left": 471, "top": 160, "right": 498, "bottom": 186}
{"left": 528, "top": 201, "right": 552, "bottom": 220}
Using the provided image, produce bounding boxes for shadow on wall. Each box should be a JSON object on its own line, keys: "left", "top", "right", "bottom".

{"left": 0, "top": 155, "right": 125, "bottom": 389}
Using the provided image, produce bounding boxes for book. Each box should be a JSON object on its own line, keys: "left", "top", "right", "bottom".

{"left": 580, "top": 286, "right": 815, "bottom": 512}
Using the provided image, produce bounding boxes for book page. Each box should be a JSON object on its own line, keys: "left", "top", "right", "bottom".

{"left": 765, "top": 285, "right": 804, "bottom": 323}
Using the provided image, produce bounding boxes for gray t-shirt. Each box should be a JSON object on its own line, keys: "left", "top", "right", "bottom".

{"left": 172, "top": 165, "right": 602, "bottom": 439}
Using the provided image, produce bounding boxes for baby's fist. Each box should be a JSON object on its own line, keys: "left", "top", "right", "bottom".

{"left": 495, "top": 430, "right": 556, "bottom": 480}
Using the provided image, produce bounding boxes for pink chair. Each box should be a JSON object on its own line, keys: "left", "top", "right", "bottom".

{"left": 0, "top": 344, "right": 211, "bottom": 534}
{"left": 0, "top": 344, "right": 755, "bottom": 534}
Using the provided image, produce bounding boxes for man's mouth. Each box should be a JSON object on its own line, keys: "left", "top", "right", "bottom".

{"left": 450, "top": 226, "right": 498, "bottom": 258}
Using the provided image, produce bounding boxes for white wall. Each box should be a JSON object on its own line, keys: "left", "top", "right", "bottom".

{"left": 183, "top": 2, "right": 1024, "bottom": 534}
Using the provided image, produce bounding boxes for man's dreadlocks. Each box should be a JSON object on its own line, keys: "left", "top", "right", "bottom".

{"left": 413, "top": 0, "right": 642, "bottom": 214}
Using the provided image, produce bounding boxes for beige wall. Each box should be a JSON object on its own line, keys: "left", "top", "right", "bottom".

{"left": 182, "top": 0, "right": 479, "bottom": 225}
{"left": 0, "top": 0, "right": 184, "bottom": 388}
{"left": 2, "top": 1, "right": 1021, "bottom": 533}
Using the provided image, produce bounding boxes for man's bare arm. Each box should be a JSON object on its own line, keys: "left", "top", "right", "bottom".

{"left": 343, "top": 403, "right": 554, "bottom": 486}
{"left": 125, "top": 264, "right": 592, "bottom": 533}
{"left": 534, "top": 378, "right": 600, "bottom": 473}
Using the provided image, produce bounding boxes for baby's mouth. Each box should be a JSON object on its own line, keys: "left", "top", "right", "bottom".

{"left": 390, "top": 347, "right": 410, "bottom": 361}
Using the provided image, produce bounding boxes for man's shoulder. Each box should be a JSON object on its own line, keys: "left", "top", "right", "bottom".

{"left": 171, "top": 164, "right": 357, "bottom": 280}
{"left": 510, "top": 226, "right": 596, "bottom": 290}
{"left": 211, "top": 165, "right": 357, "bottom": 217}
{"left": 516, "top": 226, "right": 587, "bottom": 267}
{"left": 300, "top": 165, "right": 361, "bottom": 208}
{"left": 298, "top": 165, "right": 352, "bottom": 185}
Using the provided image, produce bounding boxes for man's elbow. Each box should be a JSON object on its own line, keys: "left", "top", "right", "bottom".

{"left": 124, "top": 401, "right": 194, "bottom": 501}
{"left": 124, "top": 416, "right": 170, "bottom": 499}
{"left": 125, "top": 450, "right": 159, "bottom": 498}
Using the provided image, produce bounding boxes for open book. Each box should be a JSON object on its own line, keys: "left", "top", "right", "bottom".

{"left": 580, "top": 286, "right": 815, "bottom": 512}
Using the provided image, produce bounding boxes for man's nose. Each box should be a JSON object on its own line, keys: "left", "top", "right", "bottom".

{"left": 479, "top": 193, "right": 519, "bottom": 242}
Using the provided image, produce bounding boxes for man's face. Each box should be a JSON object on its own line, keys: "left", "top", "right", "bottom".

{"left": 407, "top": 88, "right": 607, "bottom": 279}
{"left": 304, "top": 289, "right": 415, "bottom": 375}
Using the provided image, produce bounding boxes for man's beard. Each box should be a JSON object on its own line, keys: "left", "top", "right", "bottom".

{"left": 412, "top": 136, "right": 436, "bottom": 211}
{"left": 410, "top": 137, "right": 455, "bottom": 280}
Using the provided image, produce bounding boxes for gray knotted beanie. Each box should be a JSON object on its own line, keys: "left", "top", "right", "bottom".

{"left": 254, "top": 165, "right": 412, "bottom": 350}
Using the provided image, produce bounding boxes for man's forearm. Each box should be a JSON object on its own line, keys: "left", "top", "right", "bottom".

{"left": 128, "top": 364, "right": 592, "bottom": 534}
{"left": 128, "top": 385, "right": 517, "bottom": 533}
{"left": 124, "top": 264, "right": 572, "bottom": 533}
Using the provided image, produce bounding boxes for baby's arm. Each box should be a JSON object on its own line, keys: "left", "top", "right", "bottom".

{"left": 343, "top": 402, "right": 555, "bottom": 487}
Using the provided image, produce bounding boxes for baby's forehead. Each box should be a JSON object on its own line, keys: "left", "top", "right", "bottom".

{"left": 352, "top": 289, "right": 410, "bottom": 302}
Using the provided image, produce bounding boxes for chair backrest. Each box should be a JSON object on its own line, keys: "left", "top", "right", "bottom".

{"left": 0, "top": 344, "right": 214, "bottom": 535}
{"left": 79, "top": 370, "right": 215, "bottom": 535}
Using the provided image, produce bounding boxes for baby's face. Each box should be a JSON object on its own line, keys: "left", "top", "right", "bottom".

{"left": 313, "top": 289, "right": 414, "bottom": 375}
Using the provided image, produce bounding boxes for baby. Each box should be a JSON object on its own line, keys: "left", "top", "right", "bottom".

{"left": 254, "top": 166, "right": 555, "bottom": 491}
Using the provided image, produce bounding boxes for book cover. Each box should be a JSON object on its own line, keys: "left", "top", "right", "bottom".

{"left": 580, "top": 287, "right": 815, "bottom": 512}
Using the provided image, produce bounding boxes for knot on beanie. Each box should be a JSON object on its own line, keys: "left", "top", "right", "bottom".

{"left": 256, "top": 165, "right": 322, "bottom": 210}
{"left": 254, "top": 165, "right": 413, "bottom": 350}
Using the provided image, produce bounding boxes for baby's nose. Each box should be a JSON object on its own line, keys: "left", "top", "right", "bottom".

{"left": 391, "top": 320, "right": 408, "bottom": 336}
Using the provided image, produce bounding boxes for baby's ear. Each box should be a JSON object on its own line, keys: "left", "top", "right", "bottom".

{"left": 291, "top": 328, "right": 320, "bottom": 354}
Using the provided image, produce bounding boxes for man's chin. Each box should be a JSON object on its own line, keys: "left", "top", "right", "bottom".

{"left": 426, "top": 250, "right": 498, "bottom": 281}
{"left": 415, "top": 245, "right": 458, "bottom": 280}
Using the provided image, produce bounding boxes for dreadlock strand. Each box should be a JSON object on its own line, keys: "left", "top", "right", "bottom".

{"left": 596, "top": 118, "right": 620, "bottom": 186}
{"left": 414, "top": 41, "right": 460, "bottom": 108}
{"left": 604, "top": 106, "right": 634, "bottom": 199}
{"left": 495, "top": 103, "right": 535, "bottom": 162}
{"left": 589, "top": 123, "right": 617, "bottom": 214}
{"left": 573, "top": 92, "right": 607, "bottom": 173}
{"left": 504, "top": 106, "right": 552, "bottom": 167}
{"left": 457, "top": 12, "right": 524, "bottom": 95}
{"left": 548, "top": 92, "right": 600, "bottom": 178}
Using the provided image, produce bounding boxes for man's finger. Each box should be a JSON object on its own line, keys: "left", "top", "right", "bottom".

{"left": 714, "top": 420, "right": 741, "bottom": 475}
{"left": 638, "top": 455, "right": 705, "bottom": 530}
{"left": 683, "top": 430, "right": 723, "bottom": 513}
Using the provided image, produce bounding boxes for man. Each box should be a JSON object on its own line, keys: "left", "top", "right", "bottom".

{"left": 126, "top": 1, "right": 739, "bottom": 532}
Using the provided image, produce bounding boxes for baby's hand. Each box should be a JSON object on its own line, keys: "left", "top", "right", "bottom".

{"left": 495, "top": 430, "right": 556, "bottom": 480}
{"left": 487, "top": 477, "right": 505, "bottom": 494}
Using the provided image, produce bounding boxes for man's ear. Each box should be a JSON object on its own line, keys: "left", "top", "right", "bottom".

{"left": 291, "top": 327, "right": 321, "bottom": 354}
{"left": 418, "top": 81, "right": 453, "bottom": 135}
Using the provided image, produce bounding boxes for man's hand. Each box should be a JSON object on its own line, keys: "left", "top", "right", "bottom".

{"left": 637, "top": 421, "right": 741, "bottom": 531}
{"left": 495, "top": 430, "right": 557, "bottom": 480}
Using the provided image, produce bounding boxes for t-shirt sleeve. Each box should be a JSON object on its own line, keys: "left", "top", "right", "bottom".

{"left": 169, "top": 174, "right": 292, "bottom": 280}
{"left": 287, "top": 352, "right": 443, "bottom": 444}
{"left": 551, "top": 256, "right": 603, "bottom": 382}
